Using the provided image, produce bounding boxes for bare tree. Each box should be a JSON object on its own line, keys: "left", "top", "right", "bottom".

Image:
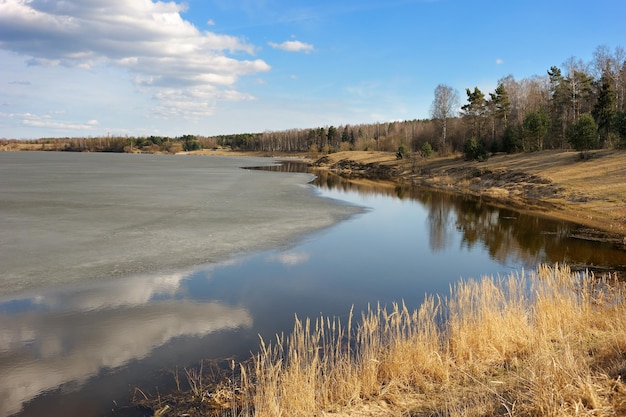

{"left": 563, "top": 56, "right": 593, "bottom": 122}
{"left": 430, "top": 84, "right": 460, "bottom": 149}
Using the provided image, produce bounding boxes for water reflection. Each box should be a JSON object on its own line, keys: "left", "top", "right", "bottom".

{"left": 311, "top": 169, "right": 626, "bottom": 272}
{"left": 1, "top": 271, "right": 188, "bottom": 314}
{"left": 0, "top": 271, "right": 252, "bottom": 417}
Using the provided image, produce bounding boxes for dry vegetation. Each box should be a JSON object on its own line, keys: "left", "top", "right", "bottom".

{"left": 139, "top": 265, "right": 626, "bottom": 417}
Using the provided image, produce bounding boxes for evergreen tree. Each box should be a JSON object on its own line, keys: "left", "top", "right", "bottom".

{"left": 306, "top": 129, "right": 317, "bottom": 151}
{"left": 327, "top": 126, "right": 338, "bottom": 150}
{"left": 522, "top": 109, "right": 549, "bottom": 152}
{"left": 420, "top": 142, "right": 434, "bottom": 157}
{"left": 502, "top": 123, "right": 523, "bottom": 153}
{"left": 592, "top": 73, "right": 616, "bottom": 147}
{"left": 547, "top": 66, "right": 569, "bottom": 147}
{"left": 317, "top": 127, "right": 326, "bottom": 150}
{"left": 463, "top": 137, "right": 488, "bottom": 161}
{"left": 340, "top": 126, "right": 350, "bottom": 144}
{"left": 461, "top": 87, "right": 487, "bottom": 140}
{"left": 487, "top": 82, "right": 511, "bottom": 149}
{"left": 491, "top": 83, "right": 511, "bottom": 126}
{"left": 567, "top": 113, "right": 598, "bottom": 154}
{"left": 614, "top": 111, "right": 626, "bottom": 146}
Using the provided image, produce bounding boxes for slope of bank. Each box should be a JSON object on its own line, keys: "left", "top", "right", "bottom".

{"left": 312, "top": 149, "right": 626, "bottom": 246}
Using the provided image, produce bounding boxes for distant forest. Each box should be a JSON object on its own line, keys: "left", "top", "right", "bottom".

{"left": 3, "top": 45, "right": 625, "bottom": 158}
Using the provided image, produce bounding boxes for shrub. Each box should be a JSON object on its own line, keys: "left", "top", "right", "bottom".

{"left": 463, "top": 137, "right": 488, "bottom": 161}
{"left": 397, "top": 144, "right": 409, "bottom": 159}
{"left": 567, "top": 113, "right": 598, "bottom": 154}
{"left": 420, "top": 142, "right": 433, "bottom": 158}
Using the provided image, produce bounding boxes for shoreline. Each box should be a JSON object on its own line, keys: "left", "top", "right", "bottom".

{"left": 3, "top": 147, "right": 625, "bottom": 246}
{"left": 309, "top": 149, "right": 626, "bottom": 248}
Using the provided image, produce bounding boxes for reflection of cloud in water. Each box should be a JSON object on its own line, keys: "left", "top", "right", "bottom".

{"left": 267, "top": 251, "right": 310, "bottom": 266}
{"left": 28, "top": 271, "right": 191, "bottom": 312}
{"left": 0, "top": 274, "right": 252, "bottom": 416}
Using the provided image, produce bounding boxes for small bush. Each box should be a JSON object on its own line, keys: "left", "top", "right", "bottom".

{"left": 420, "top": 142, "right": 434, "bottom": 158}
{"left": 567, "top": 113, "right": 598, "bottom": 153}
{"left": 397, "top": 144, "right": 409, "bottom": 159}
{"left": 463, "top": 137, "right": 488, "bottom": 161}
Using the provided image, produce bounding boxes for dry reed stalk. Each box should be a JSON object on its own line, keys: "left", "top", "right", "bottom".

{"left": 446, "top": 273, "right": 534, "bottom": 377}
{"left": 507, "top": 265, "right": 626, "bottom": 416}
{"left": 172, "top": 264, "right": 626, "bottom": 417}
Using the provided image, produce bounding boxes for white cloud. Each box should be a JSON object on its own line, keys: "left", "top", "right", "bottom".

{"left": 0, "top": 0, "right": 270, "bottom": 121}
{"left": 207, "top": 18, "right": 216, "bottom": 26}
{"left": 496, "top": 58, "right": 504, "bottom": 65}
{"left": 268, "top": 40, "right": 314, "bottom": 53}
{"left": 28, "top": 271, "right": 187, "bottom": 312}
{"left": 19, "top": 114, "right": 100, "bottom": 131}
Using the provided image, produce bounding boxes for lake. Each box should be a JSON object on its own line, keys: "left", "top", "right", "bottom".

{"left": 1, "top": 152, "right": 625, "bottom": 417}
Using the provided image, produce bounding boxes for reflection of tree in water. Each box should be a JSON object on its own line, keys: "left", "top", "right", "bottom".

{"left": 411, "top": 188, "right": 626, "bottom": 269}
{"left": 311, "top": 169, "right": 626, "bottom": 270}
{"left": 246, "top": 160, "right": 311, "bottom": 173}
{"left": 422, "top": 192, "right": 454, "bottom": 252}
{"left": 453, "top": 198, "right": 547, "bottom": 266}
{"left": 415, "top": 190, "right": 544, "bottom": 265}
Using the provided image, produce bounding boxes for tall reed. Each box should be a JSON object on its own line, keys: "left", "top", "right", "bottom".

{"left": 154, "top": 264, "right": 626, "bottom": 416}
{"left": 245, "top": 265, "right": 626, "bottom": 416}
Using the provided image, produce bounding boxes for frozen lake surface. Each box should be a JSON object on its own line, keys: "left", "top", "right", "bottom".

{"left": 0, "top": 152, "right": 359, "bottom": 294}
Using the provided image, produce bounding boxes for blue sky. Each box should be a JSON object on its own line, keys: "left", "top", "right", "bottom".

{"left": 1, "top": 0, "right": 624, "bottom": 139}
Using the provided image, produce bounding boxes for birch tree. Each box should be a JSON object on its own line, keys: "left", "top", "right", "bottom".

{"left": 430, "top": 84, "right": 460, "bottom": 149}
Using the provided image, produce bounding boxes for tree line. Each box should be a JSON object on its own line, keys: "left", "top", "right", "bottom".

{"left": 4, "top": 45, "right": 624, "bottom": 158}
{"left": 210, "top": 44, "right": 626, "bottom": 158}
{"left": 1, "top": 134, "right": 218, "bottom": 154}
{"left": 432, "top": 45, "right": 626, "bottom": 159}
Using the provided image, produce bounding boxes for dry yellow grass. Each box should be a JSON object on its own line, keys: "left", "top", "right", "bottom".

{"left": 147, "top": 265, "right": 626, "bottom": 416}
{"left": 248, "top": 265, "right": 626, "bottom": 417}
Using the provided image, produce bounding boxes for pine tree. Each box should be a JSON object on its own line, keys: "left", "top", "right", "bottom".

{"left": 592, "top": 73, "right": 616, "bottom": 147}
{"left": 567, "top": 113, "right": 598, "bottom": 154}
{"left": 548, "top": 66, "right": 569, "bottom": 147}
{"left": 522, "top": 109, "right": 549, "bottom": 152}
{"left": 488, "top": 82, "right": 511, "bottom": 148}
{"left": 461, "top": 87, "right": 487, "bottom": 140}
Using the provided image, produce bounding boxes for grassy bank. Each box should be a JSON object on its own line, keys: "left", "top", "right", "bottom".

{"left": 312, "top": 149, "right": 626, "bottom": 242}
{"left": 139, "top": 265, "right": 626, "bottom": 416}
